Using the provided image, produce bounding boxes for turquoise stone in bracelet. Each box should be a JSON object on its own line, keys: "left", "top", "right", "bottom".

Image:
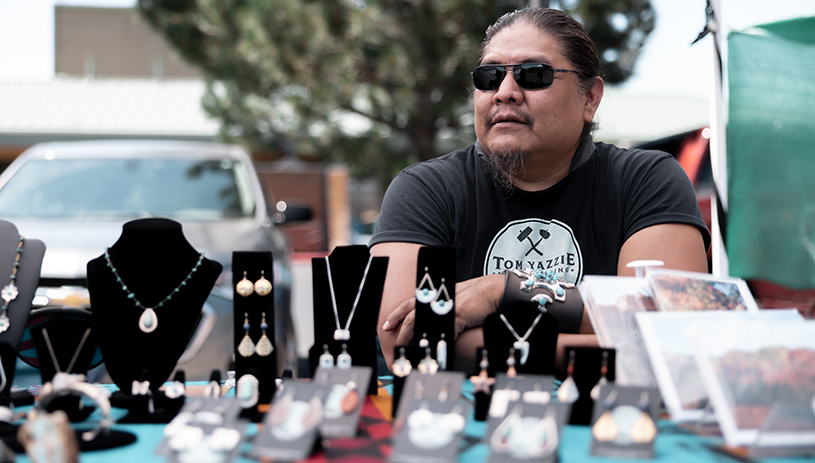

{"left": 104, "top": 249, "right": 205, "bottom": 333}
{"left": 0, "top": 236, "right": 24, "bottom": 333}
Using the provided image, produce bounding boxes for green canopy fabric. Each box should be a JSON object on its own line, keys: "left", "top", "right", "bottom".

{"left": 727, "top": 16, "right": 815, "bottom": 289}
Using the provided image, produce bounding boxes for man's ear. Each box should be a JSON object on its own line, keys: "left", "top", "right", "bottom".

{"left": 583, "top": 76, "right": 604, "bottom": 124}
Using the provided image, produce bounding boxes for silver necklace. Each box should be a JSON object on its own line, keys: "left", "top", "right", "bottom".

{"left": 105, "top": 249, "right": 205, "bottom": 333}
{"left": 0, "top": 236, "right": 24, "bottom": 333}
{"left": 42, "top": 327, "right": 92, "bottom": 374}
{"left": 499, "top": 313, "right": 543, "bottom": 366}
{"left": 324, "top": 255, "right": 373, "bottom": 341}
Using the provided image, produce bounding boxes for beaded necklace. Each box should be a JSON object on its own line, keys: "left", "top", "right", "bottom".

{"left": 105, "top": 249, "right": 204, "bottom": 333}
{"left": 0, "top": 236, "right": 24, "bottom": 333}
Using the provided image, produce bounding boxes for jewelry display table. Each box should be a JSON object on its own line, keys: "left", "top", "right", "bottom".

{"left": 7, "top": 379, "right": 812, "bottom": 463}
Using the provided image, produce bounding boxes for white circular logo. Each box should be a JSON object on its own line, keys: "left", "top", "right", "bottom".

{"left": 483, "top": 218, "right": 583, "bottom": 284}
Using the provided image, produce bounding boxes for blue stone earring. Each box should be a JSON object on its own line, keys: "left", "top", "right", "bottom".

{"left": 415, "top": 267, "right": 437, "bottom": 303}
{"left": 430, "top": 278, "right": 454, "bottom": 315}
{"left": 237, "top": 313, "right": 255, "bottom": 357}
{"left": 255, "top": 312, "right": 273, "bottom": 357}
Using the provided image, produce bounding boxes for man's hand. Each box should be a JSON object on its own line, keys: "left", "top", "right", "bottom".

{"left": 381, "top": 273, "right": 506, "bottom": 345}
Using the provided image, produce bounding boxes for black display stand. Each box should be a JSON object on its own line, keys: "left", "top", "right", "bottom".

{"left": 483, "top": 301, "right": 558, "bottom": 377}
{"left": 562, "top": 346, "right": 616, "bottom": 425}
{"left": 233, "top": 251, "right": 277, "bottom": 405}
{"left": 0, "top": 220, "right": 45, "bottom": 406}
{"left": 87, "top": 218, "right": 222, "bottom": 398}
{"left": 412, "top": 246, "right": 456, "bottom": 370}
{"left": 26, "top": 307, "right": 102, "bottom": 384}
{"left": 308, "top": 246, "right": 387, "bottom": 395}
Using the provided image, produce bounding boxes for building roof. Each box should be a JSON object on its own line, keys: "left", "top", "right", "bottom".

{"left": 594, "top": 89, "right": 710, "bottom": 146}
{"left": 0, "top": 77, "right": 219, "bottom": 145}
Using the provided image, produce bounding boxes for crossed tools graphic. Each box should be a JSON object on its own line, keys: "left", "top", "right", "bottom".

{"left": 516, "top": 226, "right": 550, "bottom": 256}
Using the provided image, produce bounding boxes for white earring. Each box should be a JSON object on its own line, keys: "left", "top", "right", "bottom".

{"left": 415, "top": 267, "right": 437, "bottom": 303}
{"left": 430, "top": 278, "right": 454, "bottom": 315}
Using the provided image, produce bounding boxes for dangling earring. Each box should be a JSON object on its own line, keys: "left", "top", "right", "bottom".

{"left": 236, "top": 271, "right": 254, "bottom": 297}
{"left": 470, "top": 349, "right": 496, "bottom": 393}
{"left": 254, "top": 270, "right": 273, "bottom": 296}
{"left": 418, "top": 332, "right": 429, "bottom": 349}
{"left": 319, "top": 344, "right": 334, "bottom": 369}
{"left": 430, "top": 278, "right": 454, "bottom": 315}
{"left": 436, "top": 333, "right": 447, "bottom": 371}
{"left": 506, "top": 347, "right": 517, "bottom": 378}
{"left": 490, "top": 402, "right": 522, "bottom": 453}
{"left": 557, "top": 350, "right": 579, "bottom": 404}
{"left": 237, "top": 312, "right": 255, "bottom": 357}
{"left": 630, "top": 391, "right": 657, "bottom": 443}
{"left": 592, "top": 389, "right": 618, "bottom": 442}
{"left": 336, "top": 343, "right": 352, "bottom": 369}
{"left": 415, "top": 267, "right": 437, "bottom": 303}
{"left": 392, "top": 347, "right": 412, "bottom": 377}
{"left": 591, "top": 351, "right": 609, "bottom": 400}
{"left": 255, "top": 312, "right": 274, "bottom": 356}
{"left": 418, "top": 347, "right": 439, "bottom": 375}
{"left": 526, "top": 407, "right": 559, "bottom": 459}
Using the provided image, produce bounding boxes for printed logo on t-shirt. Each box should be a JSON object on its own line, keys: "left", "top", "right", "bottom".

{"left": 483, "top": 218, "right": 583, "bottom": 284}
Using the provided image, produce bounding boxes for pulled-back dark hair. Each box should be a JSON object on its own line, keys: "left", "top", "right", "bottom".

{"left": 477, "top": 8, "right": 600, "bottom": 139}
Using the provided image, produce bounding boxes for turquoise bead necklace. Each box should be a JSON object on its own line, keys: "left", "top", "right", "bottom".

{"left": 0, "top": 236, "right": 24, "bottom": 333}
{"left": 105, "top": 249, "right": 204, "bottom": 333}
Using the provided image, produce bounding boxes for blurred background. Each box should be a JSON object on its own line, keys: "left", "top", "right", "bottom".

{"left": 1, "top": 0, "right": 814, "bottom": 379}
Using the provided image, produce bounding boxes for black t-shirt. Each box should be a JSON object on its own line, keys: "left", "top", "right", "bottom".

{"left": 370, "top": 139, "right": 711, "bottom": 284}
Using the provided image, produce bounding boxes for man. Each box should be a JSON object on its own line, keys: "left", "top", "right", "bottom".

{"left": 371, "top": 8, "right": 710, "bottom": 370}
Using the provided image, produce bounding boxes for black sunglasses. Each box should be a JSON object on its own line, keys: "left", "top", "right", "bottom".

{"left": 471, "top": 63, "right": 580, "bottom": 91}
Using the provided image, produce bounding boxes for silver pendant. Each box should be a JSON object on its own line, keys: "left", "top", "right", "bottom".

{"left": 0, "top": 313, "right": 10, "bottom": 333}
{"left": 139, "top": 308, "right": 158, "bottom": 333}
{"left": 334, "top": 329, "right": 350, "bottom": 341}
{"left": 513, "top": 340, "right": 530, "bottom": 365}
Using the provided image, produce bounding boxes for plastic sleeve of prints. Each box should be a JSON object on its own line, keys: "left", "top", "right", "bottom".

{"left": 499, "top": 271, "right": 583, "bottom": 334}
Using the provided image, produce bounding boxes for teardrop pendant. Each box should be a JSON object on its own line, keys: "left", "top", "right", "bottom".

{"left": 557, "top": 375, "right": 579, "bottom": 404}
{"left": 238, "top": 312, "right": 255, "bottom": 357}
{"left": 139, "top": 307, "right": 158, "bottom": 333}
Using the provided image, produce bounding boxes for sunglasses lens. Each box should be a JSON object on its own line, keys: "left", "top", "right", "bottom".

{"left": 472, "top": 64, "right": 555, "bottom": 90}
{"left": 516, "top": 64, "right": 554, "bottom": 89}
{"left": 472, "top": 66, "right": 504, "bottom": 91}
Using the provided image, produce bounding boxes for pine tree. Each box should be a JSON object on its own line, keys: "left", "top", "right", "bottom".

{"left": 138, "top": 0, "right": 654, "bottom": 185}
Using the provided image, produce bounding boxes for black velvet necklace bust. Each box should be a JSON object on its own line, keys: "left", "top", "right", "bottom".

{"left": 87, "top": 218, "right": 222, "bottom": 393}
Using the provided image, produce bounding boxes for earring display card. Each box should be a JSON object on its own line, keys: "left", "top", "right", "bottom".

{"left": 155, "top": 397, "right": 246, "bottom": 461}
{"left": 589, "top": 384, "right": 660, "bottom": 459}
{"left": 484, "top": 373, "right": 557, "bottom": 440}
{"left": 486, "top": 401, "right": 570, "bottom": 463}
{"left": 313, "top": 365, "right": 372, "bottom": 439}
{"left": 249, "top": 379, "right": 325, "bottom": 462}
{"left": 394, "top": 370, "right": 465, "bottom": 421}
{"left": 390, "top": 396, "right": 471, "bottom": 463}
{"left": 233, "top": 251, "right": 277, "bottom": 404}
{"left": 413, "top": 246, "right": 456, "bottom": 369}
{"left": 561, "top": 346, "right": 616, "bottom": 426}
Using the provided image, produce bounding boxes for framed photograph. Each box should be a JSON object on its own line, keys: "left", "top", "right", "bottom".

{"left": 579, "top": 276, "right": 657, "bottom": 387}
{"left": 636, "top": 310, "right": 803, "bottom": 423}
{"left": 689, "top": 319, "right": 815, "bottom": 447}
{"left": 646, "top": 268, "right": 759, "bottom": 312}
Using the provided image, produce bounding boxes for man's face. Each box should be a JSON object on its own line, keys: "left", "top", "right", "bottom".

{"left": 474, "top": 22, "right": 597, "bottom": 163}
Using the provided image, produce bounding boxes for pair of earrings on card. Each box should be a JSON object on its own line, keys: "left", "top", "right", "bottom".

{"left": 237, "top": 312, "right": 274, "bottom": 357}
{"left": 319, "top": 343, "right": 352, "bottom": 369}
{"left": 415, "top": 267, "right": 454, "bottom": 315}
{"left": 490, "top": 403, "right": 559, "bottom": 460}
{"left": 318, "top": 371, "right": 361, "bottom": 419}
{"left": 556, "top": 350, "right": 612, "bottom": 404}
{"left": 406, "top": 389, "right": 466, "bottom": 450}
{"left": 489, "top": 380, "right": 551, "bottom": 419}
{"left": 236, "top": 270, "right": 272, "bottom": 297}
{"left": 418, "top": 332, "right": 447, "bottom": 371}
{"left": 269, "top": 386, "right": 324, "bottom": 442}
{"left": 592, "top": 389, "right": 657, "bottom": 444}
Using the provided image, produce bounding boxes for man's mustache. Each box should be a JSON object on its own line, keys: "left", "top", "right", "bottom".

{"left": 485, "top": 109, "right": 533, "bottom": 128}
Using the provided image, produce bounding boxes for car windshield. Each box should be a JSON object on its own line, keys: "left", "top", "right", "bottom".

{"left": 0, "top": 157, "right": 256, "bottom": 220}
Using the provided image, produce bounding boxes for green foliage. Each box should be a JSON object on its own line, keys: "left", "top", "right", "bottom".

{"left": 139, "top": 0, "right": 653, "bottom": 186}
